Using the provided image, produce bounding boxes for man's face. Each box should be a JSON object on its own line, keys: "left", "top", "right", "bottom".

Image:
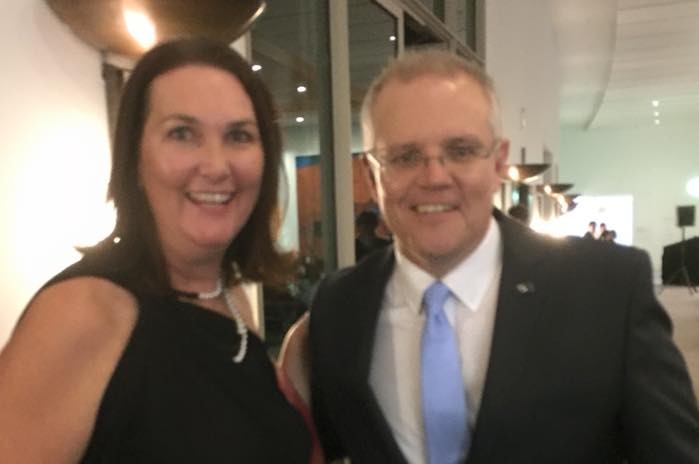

{"left": 365, "top": 74, "right": 508, "bottom": 277}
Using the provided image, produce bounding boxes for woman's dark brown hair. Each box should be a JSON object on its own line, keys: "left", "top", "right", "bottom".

{"left": 85, "top": 37, "right": 291, "bottom": 294}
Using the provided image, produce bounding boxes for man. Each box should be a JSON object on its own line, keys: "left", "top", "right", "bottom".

{"left": 355, "top": 209, "right": 391, "bottom": 262}
{"left": 583, "top": 220, "right": 596, "bottom": 239}
{"left": 506, "top": 204, "right": 530, "bottom": 225}
{"left": 309, "top": 49, "right": 699, "bottom": 463}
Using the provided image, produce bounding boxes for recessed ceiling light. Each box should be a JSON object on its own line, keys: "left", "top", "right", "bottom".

{"left": 295, "top": 116, "right": 305, "bottom": 123}
{"left": 296, "top": 85, "right": 307, "bottom": 93}
{"left": 654, "top": 119, "right": 660, "bottom": 125}
{"left": 251, "top": 64, "right": 262, "bottom": 72}
{"left": 652, "top": 100, "right": 659, "bottom": 107}
{"left": 653, "top": 111, "right": 660, "bottom": 117}
{"left": 389, "top": 35, "right": 396, "bottom": 42}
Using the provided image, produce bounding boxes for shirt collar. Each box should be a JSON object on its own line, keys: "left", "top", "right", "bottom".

{"left": 392, "top": 250, "right": 433, "bottom": 312}
{"left": 392, "top": 217, "right": 502, "bottom": 313}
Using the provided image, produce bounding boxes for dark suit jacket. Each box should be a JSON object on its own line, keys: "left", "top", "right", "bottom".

{"left": 310, "top": 210, "right": 699, "bottom": 463}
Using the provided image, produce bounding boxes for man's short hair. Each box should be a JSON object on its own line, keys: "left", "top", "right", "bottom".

{"left": 507, "top": 204, "right": 530, "bottom": 224}
{"left": 361, "top": 48, "right": 503, "bottom": 148}
{"left": 356, "top": 210, "right": 380, "bottom": 229}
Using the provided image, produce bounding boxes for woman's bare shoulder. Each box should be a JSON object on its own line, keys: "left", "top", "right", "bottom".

{"left": 0, "top": 277, "right": 138, "bottom": 462}
{"left": 25, "top": 276, "right": 138, "bottom": 334}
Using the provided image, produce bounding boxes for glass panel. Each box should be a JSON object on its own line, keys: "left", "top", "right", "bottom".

{"left": 434, "top": 0, "right": 446, "bottom": 21}
{"left": 405, "top": 13, "right": 447, "bottom": 50}
{"left": 250, "top": 0, "right": 331, "bottom": 356}
{"left": 349, "top": 0, "right": 398, "bottom": 262}
{"left": 415, "top": 0, "right": 443, "bottom": 19}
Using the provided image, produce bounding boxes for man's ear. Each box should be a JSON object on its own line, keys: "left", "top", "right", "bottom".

{"left": 493, "top": 138, "right": 510, "bottom": 179}
{"left": 361, "top": 155, "right": 379, "bottom": 202}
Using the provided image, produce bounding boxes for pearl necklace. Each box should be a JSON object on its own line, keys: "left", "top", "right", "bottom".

{"left": 197, "top": 279, "right": 223, "bottom": 299}
{"left": 222, "top": 287, "right": 248, "bottom": 363}
{"left": 177, "top": 278, "right": 248, "bottom": 363}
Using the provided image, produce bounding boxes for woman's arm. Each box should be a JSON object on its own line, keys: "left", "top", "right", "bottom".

{"left": 277, "top": 312, "right": 327, "bottom": 464}
{"left": 278, "top": 312, "right": 311, "bottom": 405}
{"left": 0, "top": 277, "right": 137, "bottom": 463}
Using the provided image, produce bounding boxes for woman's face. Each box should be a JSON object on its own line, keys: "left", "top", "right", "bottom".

{"left": 138, "top": 64, "right": 264, "bottom": 263}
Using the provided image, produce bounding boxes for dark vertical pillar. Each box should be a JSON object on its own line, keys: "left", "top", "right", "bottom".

{"left": 517, "top": 183, "right": 530, "bottom": 208}
{"left": 101, "top": 60, "right": 124, "bottom": 145}
{"left": 316, "top": 0, "right": 338, "bottom": 273}
{"left": 465, "top": 0, "right": 477, "bottom": 51}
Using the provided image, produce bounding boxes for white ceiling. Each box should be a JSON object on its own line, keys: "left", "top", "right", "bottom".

{"left": 553, "top": 0, "right": 699, "bottom": 129}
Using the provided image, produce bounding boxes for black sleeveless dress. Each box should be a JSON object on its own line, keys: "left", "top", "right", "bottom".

{"left": 44, "top": 253, "right": 311, "bottom": 463}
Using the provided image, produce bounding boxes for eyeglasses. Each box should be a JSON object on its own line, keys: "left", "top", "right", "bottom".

{"left": 364, "top": 137, "right": 500, "bottom": 180}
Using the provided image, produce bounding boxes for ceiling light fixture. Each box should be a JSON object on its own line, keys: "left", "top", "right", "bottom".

{"left": 251, "top": 64, "right": 262, "bottom": 72}
{"left": 653, "top": 111, "right": 660, "bottom": 117}
{"left": 557, "top": 193, "right": 580, "bottom": 213}
{"left": 296, "top": 85, "right": 307, "bottom": 93}
{"left": 505, "top": 163, "right": 550, "bottom": 184}
{"left": 654, "top": 119, "right": 660, "bottom": 125}
{"left": 122, "top": 9, "right": 156, "bottom": 50}
{"left": 46, "top": 0, "right": 266, "bottom": 58}
{"left": 295, "top": 116, "right": 305, "bottom": 123}
{"left": 537, "top": 183, "right": 574, "bottom": 195}
{"left": 652, "top": 100, "right": 659, "bottom": 107}
{"left": 389, "top": 35, "right": 396, "bottom": 42}
{"left": 507, "top": 166, "right": 520, "bottom": 182}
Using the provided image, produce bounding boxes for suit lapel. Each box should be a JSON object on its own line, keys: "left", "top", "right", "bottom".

{"left": 349, "top": 248, "right": 410, "bottom": 463}
{"left": 353, "top": 247, "right": 395, "bottom": 382}
{"left": 468, "top": 211, "right": 551, "bottom": 462}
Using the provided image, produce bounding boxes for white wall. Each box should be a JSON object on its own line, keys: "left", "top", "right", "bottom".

{"left": 560, "top": 120, "right": 699, "bottom": 276}
{"left": 484, "top": 0, "right": 560, "bottom": 168}
{"left": 482, "top": 0, "right": 699, "bottom": 280}
{"left": 0, "top": 1, "right": 111, "bottom": 346}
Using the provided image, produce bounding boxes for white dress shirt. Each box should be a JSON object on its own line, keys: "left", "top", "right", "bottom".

{"left": 368, "top": 218, "right": 503, "bottom": 464}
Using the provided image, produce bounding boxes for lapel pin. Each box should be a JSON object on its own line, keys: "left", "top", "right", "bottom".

{"left": 516, "top": 282, "right": 535, "bottom": 294}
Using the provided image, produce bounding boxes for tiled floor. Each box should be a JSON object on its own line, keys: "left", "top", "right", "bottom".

{"left": 658, "top": 285, "right": 699, "bottom": 401}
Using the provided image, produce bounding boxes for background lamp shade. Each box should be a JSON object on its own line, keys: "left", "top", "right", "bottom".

{"left": 553, "top": 192, "right": 580, "bottom": 213}
{"left": 563, "top": 202, "right": 578, "bottom": 213}
{"left": 506, "top": 163, "right": 551, "bottom": 183}
{"left": 45, "top": 0, "right": 266, "bottom": 57}
{"left": 537, "top": 183, "right": 574, "bottom": 195}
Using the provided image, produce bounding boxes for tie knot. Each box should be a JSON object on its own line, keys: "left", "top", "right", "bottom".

{"left": 423, "top": 281, "right": 450, "bottom": 316}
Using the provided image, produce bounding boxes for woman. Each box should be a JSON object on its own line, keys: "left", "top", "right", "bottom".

{"left": 0, "top": 38, "right": 310, "bottom": 462}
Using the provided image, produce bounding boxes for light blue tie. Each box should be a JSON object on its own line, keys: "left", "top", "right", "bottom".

{"left": 421, "top": 281, "right": 469, "bottom": 464}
